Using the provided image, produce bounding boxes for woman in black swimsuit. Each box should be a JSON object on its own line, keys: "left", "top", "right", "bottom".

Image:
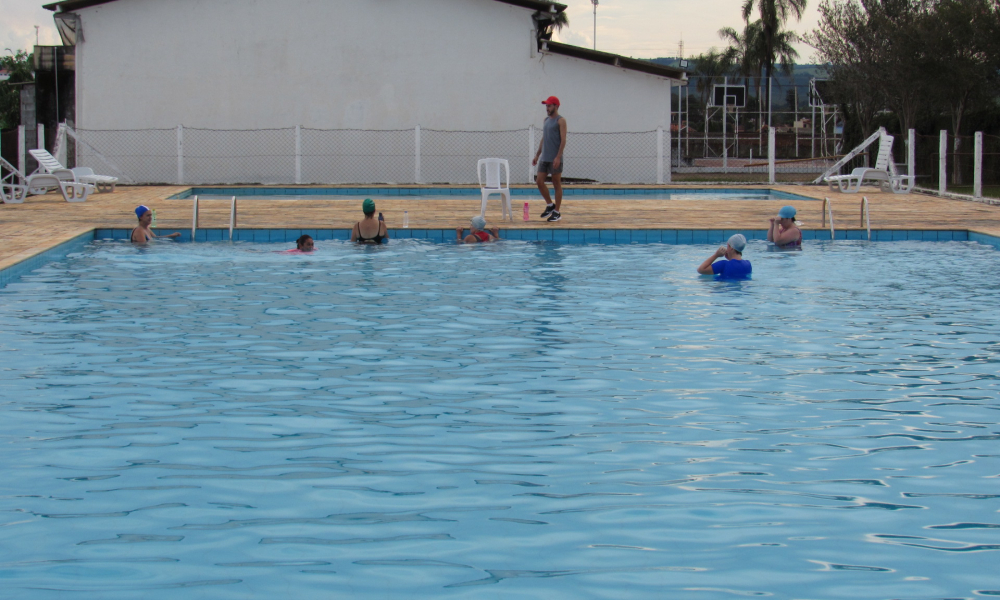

{"left": 350, "top": 198, "right": 389, "bottom": 244}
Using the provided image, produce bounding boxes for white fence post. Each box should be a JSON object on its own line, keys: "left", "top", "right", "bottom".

{"left": 414, "top": 125, "right": 421, "bottom": 184}
{"left": 908, "top": 129, "right": 915, "bottom": 181}
{"left": 939, "top": 130, "right": 947, "bottom": 194}
{"left": 176, "top": 125, "right": 184, "bottom": 185}
{"left": 37, "top": 123, "right": 45, "bottom": 151}
{"left": 528, "top": 125, "right": 535, "bottom": 183}
{"left": 295, "top": 125, "right": 302, "bottom": 185}
{"left": 665, "top": 88, "right": 672, "bottom": 183}
{"left": 656, "top": 126, "right": 664, "bottom": 184}
{"left": 768, "top": 127, "right": 776, "bottom": 184}
{"left": 17, "top": 125, "right": 25, "bottom": 174}
{"left": 974, "top": 131, "right": 983, "bottom": 199}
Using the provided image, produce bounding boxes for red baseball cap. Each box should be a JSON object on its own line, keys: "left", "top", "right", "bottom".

{"left": 541, "top": 96, "right": 560, "bottom": 106}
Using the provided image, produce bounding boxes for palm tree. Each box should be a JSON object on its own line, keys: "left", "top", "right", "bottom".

{"left": 741, "top": 0, "right": 806, "bottom": 119}
{"left": 720, "top": 21, "right": 766, "bottom": 153}
{"left": 692, "top": 49, "right": 734, "bottom": 108}
{"left": 535, "top": 2, "right": 570, "bottom": 44}
{"left": 719, "top": 20, "right": 765, "bottom": 86}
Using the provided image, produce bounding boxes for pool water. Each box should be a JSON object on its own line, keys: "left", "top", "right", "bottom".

{"left": 0, "top": 239, "right": 997, "bottom": 599}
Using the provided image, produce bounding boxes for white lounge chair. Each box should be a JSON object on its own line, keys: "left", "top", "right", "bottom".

{"left": 29, "top": 148, "right": 119, "bottom": 192}
{"left": 1, "top": 156, "right": 29, "bottom": 203}
{"left": 824, "top": 134, "right": 914, "bottom": 194}
{"left": 0, "top": 155, "right": 93, "bottom": 203}
{"left": 478, "top": 158, "right": 512, "bottom": 221}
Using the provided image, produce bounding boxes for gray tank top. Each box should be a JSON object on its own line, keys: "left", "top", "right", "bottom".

{"left": 541, "top": 116, "right": 563, "bottom": 162}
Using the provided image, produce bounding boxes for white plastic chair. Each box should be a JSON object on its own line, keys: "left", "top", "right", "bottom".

{"left": 478, "top": 158, "right": 512, "bottom": 221}
{"left": 29, "top": 148, "right": 118, "bottom": 192}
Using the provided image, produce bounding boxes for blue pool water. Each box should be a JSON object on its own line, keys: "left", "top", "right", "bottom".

{"left": 0, "top": 239, "right": 998, "bottom": 598}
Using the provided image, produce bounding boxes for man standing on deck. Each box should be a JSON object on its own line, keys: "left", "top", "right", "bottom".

{"left": 532, "top": 96, "right": 567, "bottom": 222}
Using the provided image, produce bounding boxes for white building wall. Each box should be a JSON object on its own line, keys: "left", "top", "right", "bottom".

{"left": 73, "top": 0, "right": 675, "bottom": 133}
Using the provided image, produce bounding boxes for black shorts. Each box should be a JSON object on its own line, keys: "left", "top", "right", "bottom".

{"left": 537, "top": 160, "right": 564, "bottom": 175}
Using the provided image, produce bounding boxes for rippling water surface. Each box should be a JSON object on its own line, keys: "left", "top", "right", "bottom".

{"left": 0, "top": 239, "right": 998, "bottom": 599}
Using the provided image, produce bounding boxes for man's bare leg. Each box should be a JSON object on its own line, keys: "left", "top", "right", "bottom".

{"left": 551, "top": 172, "right": 563, "bottom": 212}
{"left": 536, "top": 171, "right": 552, "bottom": 204}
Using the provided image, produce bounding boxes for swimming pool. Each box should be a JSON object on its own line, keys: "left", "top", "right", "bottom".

{"left": 171, "top": 186, "right": 818, "bottom": 202}
{"left": 1, "top": 239, "right": 997, "bottom": 598}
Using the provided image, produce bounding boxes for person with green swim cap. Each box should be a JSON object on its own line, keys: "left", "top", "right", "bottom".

{"left": 351, "top": 198, "right": 388, "bottom": 244}
{"left": 768, "top": 205, "right": 802, "bottom": 247}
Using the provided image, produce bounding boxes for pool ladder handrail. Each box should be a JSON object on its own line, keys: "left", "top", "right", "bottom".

{"left": 860, "top": 196, "right": 871, "bottom": 241}
{"left": 191, "top": 195, "right": 238, "bottom": 241}
{"left": 822, "top": 197, "right": 835, "bottom": 240}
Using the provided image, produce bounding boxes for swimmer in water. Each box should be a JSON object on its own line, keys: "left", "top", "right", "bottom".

{"left": 698, "top": 233, "right": 752, "bottom": 279}
{"left": 280, "top": 234, "right": 314, "bottom": 253}
{"left": 350, "top": 199, "right": 388, "bottom": 244}
{"left": 768, "top": 205, "right": 802, "bottom": 247}
{"left": 131, "top": 205, "right": 181, "bottom": 243}
{"left": 456, "top": 216, "right": 500, "bottom": 243}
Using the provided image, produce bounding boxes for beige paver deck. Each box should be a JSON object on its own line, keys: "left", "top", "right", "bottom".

{"left": 3, "top": 184, "right": 1000, "bottom": 271}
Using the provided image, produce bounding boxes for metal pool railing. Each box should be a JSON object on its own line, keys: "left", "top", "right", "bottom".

{"left": 822, "top": 197, "right": 836, "bottom": 240}
{"left": 860, "top": 196, "right": 871, "bottom": 241}
{"left": 191, "top": 195, "right": 238, "bottom": 241}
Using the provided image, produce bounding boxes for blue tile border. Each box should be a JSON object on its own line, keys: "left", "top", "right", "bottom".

{"left": 0, "top": 230, "right": 92, "bottom": 289}
{"left": 79, "top": 228, "right": 990, "bottom": 248}
{"left": 168, "top": 186, "right": 819, "bottom": 202}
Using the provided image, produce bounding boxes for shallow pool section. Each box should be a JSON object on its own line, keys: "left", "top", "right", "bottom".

{"left": 1, "top": 240, "right": 998, "bottom": 598}
{"left": 171, "top": 186, "right": 817, "bottom": 202}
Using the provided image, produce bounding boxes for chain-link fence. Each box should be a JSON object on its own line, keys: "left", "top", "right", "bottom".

{"left": 34, "top": 120, "right": 1000, "bottom": 196}
{"left": 673, "top": 76, "right": 843, "bottom": 178}
{"left": 910, "top": 132, "right": 1000, "bottom": 197}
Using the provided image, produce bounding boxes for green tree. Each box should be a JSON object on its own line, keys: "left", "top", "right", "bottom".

{"left": 809, "top": 0, "right": 931, "bottom": 136}
{"left": 919, "top": 0, "right": 1000, "bottom": 184}
{"left": 0, "top": 49, "right": 34, "bottom": 130}
{"left": 692, "top": 49, "right": 734, "bottom": 109}
{"left": 808, "top": 0, "right": 887, "bottom": 139}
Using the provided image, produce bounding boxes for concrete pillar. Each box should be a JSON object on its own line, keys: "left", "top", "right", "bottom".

{"left": 414, "top": 125, "right": 421, "bottom": 184}
{"left": 295, "top": 125, "right": 302, "bottom": 185}
{"left": 768, "top": 127, "right": 776, "bottom": 184}
{"left": 974, "top": 131, "right": 983, "bottom": 199}
{"left": 656, "top": 126, "right": 664, "bottom": 184}
{"left": 939, "top": 130, "right": 947, "bottom": 194}
{"left": 176, "top": 125, "right": 184, "bottom": 185}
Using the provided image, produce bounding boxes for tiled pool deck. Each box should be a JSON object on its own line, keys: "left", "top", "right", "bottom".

{"left": 3, "top": 184, "right": 1000, "bottom": 286}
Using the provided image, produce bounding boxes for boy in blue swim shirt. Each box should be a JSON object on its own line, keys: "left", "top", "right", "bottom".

{"left": 697, "top": 233, "right": 752, "bottom": 279}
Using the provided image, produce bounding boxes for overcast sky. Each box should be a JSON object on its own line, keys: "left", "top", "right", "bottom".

{"left": 1, "top": 0, "right": 822, "bottom": 62}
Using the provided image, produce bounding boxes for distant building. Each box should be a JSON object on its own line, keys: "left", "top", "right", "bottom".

{"left": 43, "top": 0, "right": 686, "bottom": 132}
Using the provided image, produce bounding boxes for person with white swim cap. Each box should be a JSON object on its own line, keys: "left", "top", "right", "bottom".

{"left": 456, "top": 215, "right": 501, "bottom": 243}
{"left": 698, "top": 233, "right": 752, "bottom": 279}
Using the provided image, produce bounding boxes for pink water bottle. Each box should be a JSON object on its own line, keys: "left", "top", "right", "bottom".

{"left": 523, "top": 202, "right": 530, "bottom": 221}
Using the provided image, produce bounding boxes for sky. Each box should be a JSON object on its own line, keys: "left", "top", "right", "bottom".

{"left": 0, "top": 0, "right": 823, "bottom": 62}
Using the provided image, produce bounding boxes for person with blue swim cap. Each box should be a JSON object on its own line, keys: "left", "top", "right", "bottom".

{"left": 698, "top": 233, "right": 752, "bottom": 279}
{"left": 130, "top": 205, "right": 180, "bottom": 243}
{"left": 768, "top": 205, "right": 802, "bottom": 247}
